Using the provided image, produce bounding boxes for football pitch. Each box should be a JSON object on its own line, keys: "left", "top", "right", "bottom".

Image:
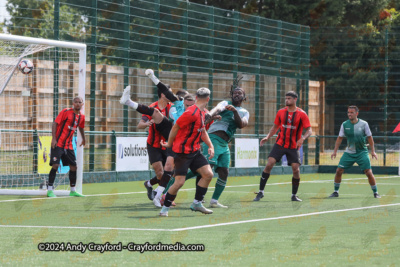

{"left": 0, "top": 173, "right": 399, "bottom": 266}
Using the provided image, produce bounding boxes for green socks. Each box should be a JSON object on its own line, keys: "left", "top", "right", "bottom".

{"left": 162, "top": 171, "right": 200, "bottom": 194}
{"left": 185, "top": 170, "right": 197, "bottom": 180}
{"left": 334, "top": 182, "right": 341, "bottom": 192}
{"left": 371, "top": 185, "right": 378, "bottom": 193}
{"left": 163, "top": 177, "right": 175, "bottom": 194}
{"left": 211, "top": 178, "right": 226, "bottom": 201}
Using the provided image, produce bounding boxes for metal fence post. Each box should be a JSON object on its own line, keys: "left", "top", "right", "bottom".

{"left": 315, "top": 136, "right": 320, "bottom": 165}
{"left": 304, "top": 26, "right": 310, "bottom": 166}
{"left": 182, "top": 3, "right": 188, "bottom": 90}
{"left": 89, "top": 0, "right": 97, "bottom": 172}
{"left": 208, "top": 7, "right": 214, "bottom": 105}
{"left": 233, "top": 11, "right": 239, "bottom": 78}
{"left": 123, "top": 0, "right": 130, "bottom": 133}
{"left": 53, "top": 0, "right": 60, "bottom": 121}
{"left": 276, "top": 21, "right": 282, "bottom": 112}
{"left": 231, "top": 140, "right": 235, "bottom": 168}
{"left": 255, "top": 16, "right": 261, "bottom": 136}
{"left": 111, "top": 130, "right": 116, "bottom": 171}
{"left": 383, "top": 27, "right": 388, "bottom": 166}
{"left": 33, "top": 129, "right": 38, "bottom": 173}
{"left": 153, "top": 0, "right": 160, "bottom": 102}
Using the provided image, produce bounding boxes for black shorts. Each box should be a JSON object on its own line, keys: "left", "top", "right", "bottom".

{"left": 268, "top": 143, "right": 301, "bottom": 165}
{"left": 155, "top": 117, "right": 173, "bottom": 140}
{"left": 174, "top": 150, "right": 209, "bottom": 176}
{"left": 147, "top": 143, "right": 168, "bottom": 165}
{"left": 50, "top": 146, "right": 77, "bottom": 167}
{"left": 166, "top": 147, "right": 175, "bottom": 158}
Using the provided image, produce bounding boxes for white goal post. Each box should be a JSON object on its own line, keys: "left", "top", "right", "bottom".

{"left": 0, "top": 34, "right": 86, "bottom": 196}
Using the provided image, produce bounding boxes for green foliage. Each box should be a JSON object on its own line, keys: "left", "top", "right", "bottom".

{"left": 5, "top": 0, "right": 52, "bottom": 37}
{"left": 189, "top": 0, "right": 250, "bottom": 12}
{"left": 5, "top": 0, "right": 89, "bottom": 40}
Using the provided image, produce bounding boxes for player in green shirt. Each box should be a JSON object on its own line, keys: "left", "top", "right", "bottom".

{"left": 329, "top": 105, "right": 380, "bottom": 198}
{"left": 201, "top": 79, "right": 250, "bottom": 208}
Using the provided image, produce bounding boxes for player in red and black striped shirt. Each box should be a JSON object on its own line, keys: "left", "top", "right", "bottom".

{"left": 47, "top": 96, "right": 86, "bottom": 198}
{"left": 254, "top": 91, "right": 312, "bottom": 202}
{"left": 120, "top": 72, "right": 208, "bottom": 205}
{"left": 136, "top": 89, "right": 172, "bottom": 197}
{"left": 159, "top": 87, "right": 215, "bottom": 217}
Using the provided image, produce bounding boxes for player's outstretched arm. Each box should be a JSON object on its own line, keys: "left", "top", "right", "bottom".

{"left": 331, "top": 137, "right": 344, "bottom": 160}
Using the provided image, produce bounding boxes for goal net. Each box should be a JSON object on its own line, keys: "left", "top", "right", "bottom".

{"left": 0, "top": 34, "right": 86, "bottom": 195}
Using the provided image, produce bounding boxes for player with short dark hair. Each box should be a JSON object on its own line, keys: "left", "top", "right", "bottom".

{"left": 200, "top": 76, "right": 249, "bottom": 208}
{"left": 329, "top": 105, "right": 380, "bottom": 198}
{"left": 159, "top": 87, "right": 215, "bottom": 217}
{"left": 254, "top": 91, "right": 312, "bottom": 202}
{"left": 47, "top": 96, "right": 86, "bottom": 197}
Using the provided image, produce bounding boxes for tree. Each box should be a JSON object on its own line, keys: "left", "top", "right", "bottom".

{"left": 5, "top": 0, "right": 89, "bottom": 40}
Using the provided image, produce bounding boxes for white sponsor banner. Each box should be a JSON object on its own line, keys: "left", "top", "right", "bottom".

{"left": 235, "top": 138, "right": 259, "bottom": 167}
{"left": 116, "top": 137, "right": 149, "bottom": 171}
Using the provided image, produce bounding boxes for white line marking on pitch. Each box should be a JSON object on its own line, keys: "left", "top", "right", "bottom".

{"left": 0, "top": 175, "right": 398, "bottom": 204}
{"left": 0, "top": 224, "right": 168, "bottom": 232}
{"left": 224, "top": 175, "right": 400, "bottom": 188}
{"left": 171, "top": 203, "right": 400, "bottom": 231}
{"left": 1, "top": 202, "right": 399, "bottom": 232}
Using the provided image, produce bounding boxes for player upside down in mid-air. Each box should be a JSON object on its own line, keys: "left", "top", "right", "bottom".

{"left": 120, "top": 70, "right": 217, "bottom": 208}
{"left": 120, "top": 73, "right": 182, "bottom": 206}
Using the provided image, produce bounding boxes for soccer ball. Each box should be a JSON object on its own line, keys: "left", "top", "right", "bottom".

{"left": 18, "top": 59, "right": 34, "bottom": 74}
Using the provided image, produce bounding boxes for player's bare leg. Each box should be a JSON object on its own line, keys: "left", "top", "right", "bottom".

{"left": 152, "top": 161, "right": 163, "bottom": 181}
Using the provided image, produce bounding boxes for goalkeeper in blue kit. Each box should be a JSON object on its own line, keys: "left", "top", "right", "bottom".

{"left": 329, "top": 106, "right": 380, "bottom": 198}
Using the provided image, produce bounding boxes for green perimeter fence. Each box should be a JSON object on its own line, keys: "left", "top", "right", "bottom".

{"left": 1, "top": 0, "right": 400, "bottom": 184}
{"left": 0, "top": 0, "right": 310, "bottom": 179}
{"left": 1, "top": 129, "right": 399, "bottom": 187}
